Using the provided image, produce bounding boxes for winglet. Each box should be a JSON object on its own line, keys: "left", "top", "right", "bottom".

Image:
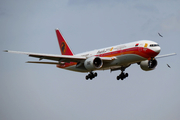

{"left": 55, "top": 29, "right": 74, "bottom": 55}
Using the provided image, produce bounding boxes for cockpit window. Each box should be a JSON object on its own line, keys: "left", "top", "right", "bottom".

{"left": 150, "top": 44, "right": 159, "bottom": 47}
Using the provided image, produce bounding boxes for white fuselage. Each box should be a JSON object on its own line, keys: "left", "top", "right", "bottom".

{"left": 60, "top": 40, "right": 161, "bottom": 72}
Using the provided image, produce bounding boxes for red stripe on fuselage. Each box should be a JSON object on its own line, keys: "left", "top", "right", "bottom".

{"left": 97, "top": 47, "right": 158, "bottom": 58}
{"left": 56, "top": 47, "right": 159, "bottom": 69}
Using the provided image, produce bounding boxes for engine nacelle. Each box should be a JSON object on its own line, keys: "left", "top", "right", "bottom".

{"left": 84, "top": 57, "right": 103, "bottom": 70}
{"left": 140, "top": 59, "right": 158, "bottom": 71}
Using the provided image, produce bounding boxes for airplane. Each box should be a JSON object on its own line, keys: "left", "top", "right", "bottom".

{"left": 4, "top": 29, "right": 176, "bottom": 80}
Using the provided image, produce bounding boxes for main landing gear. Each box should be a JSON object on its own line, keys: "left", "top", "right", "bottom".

{"left": 86, "top": 71, "right": 97, "bottom": 80}
{"left": 116, "top": 67, "right": 129, "bottom": 80}
{"left": 116, "top": 72, "right": 128, "bottom": 80}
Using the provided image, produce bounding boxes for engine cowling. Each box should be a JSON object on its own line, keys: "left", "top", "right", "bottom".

{"left": 140, "top": 59, "right": 158, "bottom": 71}
{"left": 84, "top": 57, "right": 103, "bottom": 70}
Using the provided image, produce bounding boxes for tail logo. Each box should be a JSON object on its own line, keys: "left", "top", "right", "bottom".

{"left": 61, "top": 42, "right": 67, "bottom": 54}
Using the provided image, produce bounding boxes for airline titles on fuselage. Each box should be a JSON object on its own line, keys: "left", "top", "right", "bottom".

{"left": 80, "top": 45, "right": 127, "bottom": 57}
{"left": 97, "top": 45, "right": 126, "bottom": 55}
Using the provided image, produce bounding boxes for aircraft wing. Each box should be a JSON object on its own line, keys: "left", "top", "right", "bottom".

{"left": 156, "top": 53, "right": 176, "bottom": 59}
{"left": 4, "top": 50, "right": 115, "bottom": 63}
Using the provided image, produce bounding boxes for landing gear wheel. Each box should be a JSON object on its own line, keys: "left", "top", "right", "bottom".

{"left": 86, "top": 75, "right": 89, "bottom": 80}
{"left": 85, "top": 72, "right": 98, "bottom": 80}
{"left": 125, "top": 73, "right": 128, "bottom": 77}
{"left": 117, "top": 72, "right": 129, "bottom": 80}
{"left": 117, "top": 76, "right": 120, "bottom": 80}
{"left": 94, "top": 72, "right": 97, "bottom": 77}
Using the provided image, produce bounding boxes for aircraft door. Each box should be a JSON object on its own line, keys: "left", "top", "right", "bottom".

{"left": 138, "top": 43, "right": 143, "bottom": 52}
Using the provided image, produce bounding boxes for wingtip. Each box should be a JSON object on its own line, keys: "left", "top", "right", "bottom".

{"left": 3, "top": 50, "right": 8, "bottom": 52}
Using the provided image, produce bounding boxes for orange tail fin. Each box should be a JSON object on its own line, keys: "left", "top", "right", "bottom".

{"left": 55, "top": 29, "right": 73, "bottom": 55}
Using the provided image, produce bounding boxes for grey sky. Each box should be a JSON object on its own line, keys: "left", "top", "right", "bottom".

{"left": 0, "top": 0, "right": 180, "bottom": 120}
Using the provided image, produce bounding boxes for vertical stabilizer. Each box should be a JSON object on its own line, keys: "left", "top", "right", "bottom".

{"left": 55, "top": 29, "right": 73, "bottom": 55}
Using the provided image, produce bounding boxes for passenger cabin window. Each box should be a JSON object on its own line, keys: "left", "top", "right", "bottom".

{"left": 150, "top": 44, "right": 159, "bottom": 47}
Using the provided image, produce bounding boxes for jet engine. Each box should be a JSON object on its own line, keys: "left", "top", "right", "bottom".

{"left": 140, "top": 59, "right": 157, "bottom": 71}
{"left": 84, "top": 57, "right": 103, "bottom": 70}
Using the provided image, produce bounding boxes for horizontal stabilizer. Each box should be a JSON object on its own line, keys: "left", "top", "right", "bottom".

{"left": 26, "top": 61, "right": 59, "bottom": 64}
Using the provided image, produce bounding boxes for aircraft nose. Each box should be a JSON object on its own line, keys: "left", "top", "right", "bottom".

{"left": 155, "top": 46, "right": 161, "bottom": 53}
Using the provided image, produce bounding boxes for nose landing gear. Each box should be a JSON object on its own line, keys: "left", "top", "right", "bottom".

{"left": 85, "top": 72, "right": 97, "bottom": 80}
